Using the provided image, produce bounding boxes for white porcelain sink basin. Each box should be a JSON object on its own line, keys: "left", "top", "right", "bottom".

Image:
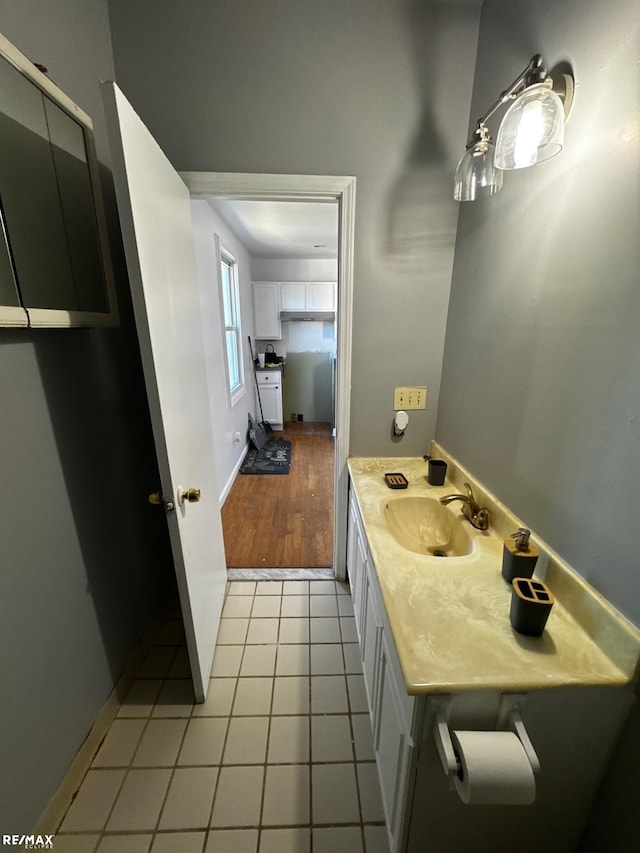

{"left": 383, "top": 496, "right": 473, "bottom": 557}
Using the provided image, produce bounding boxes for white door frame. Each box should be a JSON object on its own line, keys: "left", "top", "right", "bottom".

{"left": 180, "top": 172, "right": 355, "bottom": 579}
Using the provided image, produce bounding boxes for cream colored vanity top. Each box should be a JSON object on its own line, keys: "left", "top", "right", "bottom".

{"left": 348, "top": 451, "right": 640, "bottom": 696}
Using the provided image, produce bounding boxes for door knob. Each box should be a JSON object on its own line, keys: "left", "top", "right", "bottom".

{"left": 179, "top": 487, "right": 201, "bottom": 505}
{"left": 148, "top": 491, "right": 175, "bottom": 512}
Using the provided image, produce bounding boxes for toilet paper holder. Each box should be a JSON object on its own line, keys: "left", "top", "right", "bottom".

{"left": 433, "top": 694, "right": 540, "bottom": 783}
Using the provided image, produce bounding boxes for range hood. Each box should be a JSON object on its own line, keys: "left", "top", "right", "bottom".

{"left": 280, "top": 310, "right": 336, "bottom": 322}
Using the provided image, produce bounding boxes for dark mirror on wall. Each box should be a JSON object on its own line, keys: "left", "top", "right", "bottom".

{"left": 0, "top": 33, "right": 116, "bottom": 327}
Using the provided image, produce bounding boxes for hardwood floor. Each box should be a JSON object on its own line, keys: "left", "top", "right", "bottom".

{"left": 221, "top": 422, "right": 335, "bottom": 568}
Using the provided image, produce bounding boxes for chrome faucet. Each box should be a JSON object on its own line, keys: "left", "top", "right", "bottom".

{"left": 439, "top": 482, "right": 490, "bottom": 530}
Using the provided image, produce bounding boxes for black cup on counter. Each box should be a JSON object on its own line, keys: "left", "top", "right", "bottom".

{"left": 510, "top": 578, "right": 554, "bottom": 637}
{"left": 427, "top": 459, "right": 447, "bottom": 486}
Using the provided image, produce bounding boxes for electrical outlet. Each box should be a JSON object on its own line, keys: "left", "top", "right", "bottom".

{"left": 394, "top": 386, "right": 427, "bottom": 410}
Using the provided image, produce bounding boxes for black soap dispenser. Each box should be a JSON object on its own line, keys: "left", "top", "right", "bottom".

{"left": 502, "top": 527, "right": 539, "bottom": 583}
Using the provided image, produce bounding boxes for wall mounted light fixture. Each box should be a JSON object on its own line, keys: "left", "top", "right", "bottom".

{"left": 454, "top": 54, "right": 574, "bottom": 202}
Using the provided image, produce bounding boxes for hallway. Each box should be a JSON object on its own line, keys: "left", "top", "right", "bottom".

{"left": 222, "top": 423, "right": 335, "bottom": 568}
{"left": 54, "top": 579, "right": 389, "bottom": 852}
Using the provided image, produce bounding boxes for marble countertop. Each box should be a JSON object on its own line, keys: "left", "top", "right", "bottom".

{"left": 348, "top": 453, "right": 640, "bottom": 696}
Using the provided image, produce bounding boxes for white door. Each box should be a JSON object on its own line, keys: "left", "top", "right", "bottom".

{"left": 101, "top": 82, "right": 226, "bottom": 702}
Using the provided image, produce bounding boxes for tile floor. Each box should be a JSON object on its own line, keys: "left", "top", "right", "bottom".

{"left": 55, "top": 579, "right": 390, "bottom": 853}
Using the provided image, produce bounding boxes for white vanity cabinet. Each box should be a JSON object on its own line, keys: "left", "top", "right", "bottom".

{"left": 347, "top": 489, "right": 419, "bottom": 853}
{"left": 253, "top": 282, "right": 281, "bottom": 339}
{"left": 256, "top": 370, "right": 283, "bottom": 429}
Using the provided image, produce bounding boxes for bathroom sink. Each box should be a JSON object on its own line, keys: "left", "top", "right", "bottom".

{"left": 383, "top": 496, "right": 473, "bottom": 557}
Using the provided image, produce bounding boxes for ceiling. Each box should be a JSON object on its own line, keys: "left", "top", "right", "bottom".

{"left": 208, "top": 198, "right": 339, "bottom": 260}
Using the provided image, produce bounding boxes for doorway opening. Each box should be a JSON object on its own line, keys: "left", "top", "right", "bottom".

{"left": 181, "top": 173, "right": 355, "bottom": 579}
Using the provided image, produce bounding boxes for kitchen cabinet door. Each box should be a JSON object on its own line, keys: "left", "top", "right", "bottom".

{"left": 280, "top": 282, "right": 306, "bottom": 310}
{"left": 307, "top": 282, "right": 335, "bottom": 310}
{"left": 258, "top": 382, "right": 283, "bottom": 426}
{"left": 253, "top": 282, "right": 281, "bottom": 339}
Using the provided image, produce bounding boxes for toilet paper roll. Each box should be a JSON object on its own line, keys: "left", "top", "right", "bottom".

{"left": 452, "top": 730, "right": 536, "bottom": 805}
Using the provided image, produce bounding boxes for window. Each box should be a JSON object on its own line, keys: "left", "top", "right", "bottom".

{"left": 219, "top": 245, "right": 244, "bottom": 403}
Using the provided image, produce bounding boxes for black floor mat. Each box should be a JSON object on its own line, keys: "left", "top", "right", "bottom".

{"left": 240, "top": 439, "right": 292, "bottom": 474}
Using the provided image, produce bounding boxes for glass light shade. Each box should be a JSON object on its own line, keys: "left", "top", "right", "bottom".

{"left": 453, "top": 140, "right": 503, "bottom": 202}
{"left": 495, "top": 83, "right": 565, "bottom": 170}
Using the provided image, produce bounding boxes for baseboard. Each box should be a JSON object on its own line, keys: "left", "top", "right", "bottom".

{"left": 220, "top": 442, "right": 249, "bottom": 506}
{"left": 34, "top": 598, "right": 173, "bottom": 835}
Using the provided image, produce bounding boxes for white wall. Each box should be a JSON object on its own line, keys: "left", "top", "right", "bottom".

{"left": 191, "top": 200, "right": 257, "bottom": 501}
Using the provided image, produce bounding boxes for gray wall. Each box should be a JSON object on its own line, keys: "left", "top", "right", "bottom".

{"left": 437, "top": 0, "right": 640, "bottom": 630}
{"left": 436, "top": 2, "right": 640, "bottom": 845}
{"left": 0, "top": 0, "right": 172, "bottom": 831}
{"left": 107, "top": 0, "right": 482, "bottom": 456}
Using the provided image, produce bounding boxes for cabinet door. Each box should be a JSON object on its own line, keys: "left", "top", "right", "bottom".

{"left": 258, "top": 383, "right": 282, "bottom": 425}
{"left": 253, "top": 282, "right": 281, "bottom": 339}
{"left": 307, "top": 282, "right": 335, "bottom": 311}
{"left": 280, "top": 282, "right": 306, "bottom": 310}
{"left": 375, "top": 634, "right": 412, "bottom": 853}
{"left": 362, "top": 569, "right": 383, "bottom": 718}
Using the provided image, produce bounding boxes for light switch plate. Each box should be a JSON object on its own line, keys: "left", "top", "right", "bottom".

{"left": 394, "top": 386, "right": 427, "bottom": 410}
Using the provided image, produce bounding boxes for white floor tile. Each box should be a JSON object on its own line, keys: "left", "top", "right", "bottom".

{"left": 240, "top": 645, "right": 277, "bottom": 677}
{"left": 158, "top": 767, "right": 217, "bottom": 829}
{"left": 310, "top": 644, "right": 345, "bottom": 675}
{"left": 222, "top": 597, "right": 253, "bottom": 618}
{"left": 347, "top": 674, "right": 369, "bottom": 713}
{"left": 278, "top": 617, "right": 310, "bottom": 644}
{"left": 310, "top": 617, "right": 341, "bottom": 643}
{"left": 210, "top": 766, "right": 264, "bottom": 827}
{"left": 271, "top": 676, "right": 310, "bottom": 715}
{"left": 311, "top": 715, "right": 353, "bottom": 763}
{"left": 363, "top": 825, "right": 390, "bottom": 853}
{"left": 259, "top": 827, "right": 310, "bottom": 853}
{"left": 340, "top": 616, "right": 358, "bottom": 643}
{"left": 280, "top": 596, "right": 309, "bottom": 618}
{"left": 262, "top": 765, "right": 310, "bottom": 825}
{"left": 227, "top": 581, "right": 256, "bottom": 596}
{"left": 151, "top": 679, "right": 195, "bottom": 717}
{"left": 343, "top": 643, "right": 363, "bottom": 674}
{"left": 338, "top": 595, "right": 355, "bottom": 616}
{"left": 357, "top": 762, "right": 385, "bottom": 822}
{"left": 275, "top": 644, "right": 309, "bottom": 676}
{"left": 216, "top": 618, "right": 249, "bottom": 645}
{"left": 223, "top": 717, "right": 269, "bottom": 764}
{"left": 232, "top": 677, "right": 273, "bottom": 716}
{"left": 117, "top": 680, "right": 162, "bottom": 718}
{"left": 312, "top": 763, "right": 360, "bottom": 824}
{"left": 132, "top": 719, "right": 187, "bottom": 767}
{"left": 251, "top": 596, "right": 282, "bottom": 618}
{"left": 311, "top": 675, "right": 349, "bottom": 714}
{"left": 137, "top": 647, "right": 176, "bottom": 678}
{"left": 210, "top": 645, "right": 243, "bottom": 677}
{"left": 178, "top": 718, "right": 228, "bottom": 766}
{"left": 97, "top": 835, "right": 153, "bottom": 853}
{"left": 351, "top": 714, "right": 375, "bottom": 761}
{"left": 107, "top": 768, "right": 172, "bottom": 831}
{"left": 268, "top": 716, "right": 310, "bottom": 763}
{"left": 205, "top": 828, "right": 259, "bottom": 852}
{"left": 92, "top": 719, "right": 146, "bottom": 767}
{"left": 151, "top": 832, "right": 207, "bottom": 853}
{"left": 54, "top": 836, "right": 100, "bottom": 853}
{"left": 255, "top": 580, "right": 283, "bottom": 595}
{"left": 313, "top": 826, "right": 363, "bottom": 853}
{"left": 310, "top": 596, "right": 338, "bottom": 617}
{"left": 246, "top": 618, "right": 279, "bottom": 644}
{"left": 59, "top": 769, "right": 126, "bottom": 832}
{"left": 282, "top": 580, "right": 309, "bottom": 595}
{"left": 167, "top": 648, "right": 192, "bottom": 678}
{"left": 193, "top": 678, "right": 236, "bottom": 717}
{"left": 309, "top": 580, "right": 338, "bottom": 595}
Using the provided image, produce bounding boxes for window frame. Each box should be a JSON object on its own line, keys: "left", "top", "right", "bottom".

{"left": 216, "top": 236, "right": 245, "bottom": 407}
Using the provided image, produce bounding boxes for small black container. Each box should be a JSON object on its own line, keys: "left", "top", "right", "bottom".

{"left": 510, "top": 578, "right": 554, "bottom": 637}
{"left": 427, "top": 459, "right": 447, "bottom": 486}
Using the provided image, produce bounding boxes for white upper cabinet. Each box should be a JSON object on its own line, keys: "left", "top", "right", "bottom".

{"left": 280, "top": 281, "right": 336, "bottom": 312}
{"left": 253, "top": 282, "right": 281, "bottom": 339}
